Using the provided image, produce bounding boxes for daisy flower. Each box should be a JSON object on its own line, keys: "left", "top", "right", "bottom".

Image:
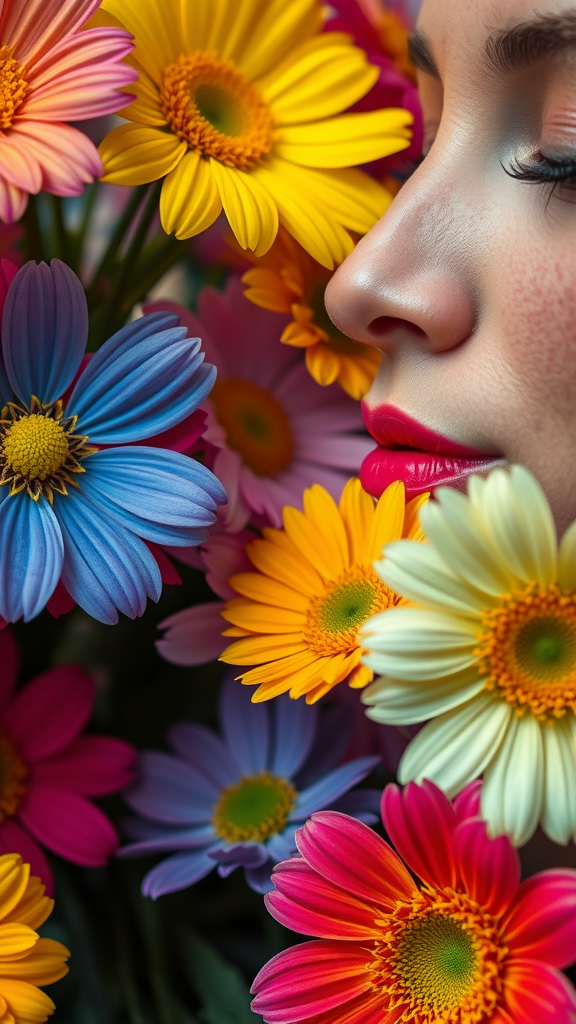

{"left": 0, "top": 852, "right": 69, "bottom": 1024}
{"left": 242, "top": 228, "right": 380, "bottom": 400}
{"left": 0, "top": 259, "right": 225, "bottom": 625}
{"left": 0, "top": 630, "right": 135, "bottom": 894}
{"left": 97, "top": 0, "right": 412, "bottom": 268}
{"left": 120, "top": 678, "right": 379, "bottom": 897}
{"left": 0, "top": 0, "right": 136, "bottom": 223}
{"left": 363, "top": 465, "right": 576, "bottom": 847}
{"left": 145, "top": 279, "right": 372, "bottom": 530}
{"left": 252, "top": 780, "right": 576, "bottom": 1024}
{"left": 220, "top": 478, "right": 428, "bottom": 703}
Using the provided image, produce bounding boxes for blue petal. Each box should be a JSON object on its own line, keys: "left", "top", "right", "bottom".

{"left": 167, "top": 723, "right": 239, "bottom": 790}
{"left": 125, "top": 751, "right": 218, "bottom": 824}
{"left": 120, "top": 824, "right": 216, "bottom": 856}
{"left": 0, "top": 493, "right": 63, "bottom": 622}
{"left": 330, "top": 789, "right": 381, "bottom": 824}
{"left": 2, "top": 260, "right": 87, "bottom": 404}
{"left": 244, "top": 861, "right": 276, "bottom": 894}
{"left": 68, "top": 313, "right": 216, "bottom": 442}
{"left": 291, "top": 756, "right": 380, "bottom": 821}
{"left": 270, "top": 695, "right": 318, "bottom": 778}
{"left": 73, "top": 448, "right": 225, "bottom": 547}
{"left": 209, "top": 843, "right": 269, "bottom": 868}
{"left": 53, "top": 489, "right": 161, "bottom": 624}
{"left": 295, "top": 703, "right": 353, "bottom": 788}
{"left": 219, "top": 676, "right": 269, "bottom": 774}
{"left": 142, "top": 847, "right": 220, "bottom": 898}
{"left": 266, "top": 829, "right": 298, "bottom": 864}
{"left": 0, "top": 354, "right": 11, "bottom": 407}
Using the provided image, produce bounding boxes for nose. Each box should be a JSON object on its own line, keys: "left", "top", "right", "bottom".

{"left": 325, "top": 172, "right": 478, "bottom": 354}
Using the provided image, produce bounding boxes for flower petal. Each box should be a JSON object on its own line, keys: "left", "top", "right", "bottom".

{"left": 0, "top": 820, "right": 53, "bottom": 895}
{"left": 0, "top": 629, "right": 19, "bottom": 715}
{"left": 266, "top": 857, "right": 382, "bottom": 940}
{"left": 166, "top": 722, "right": 239, "bottom": 789}
{"left": 157, "top": 602, "right": 226, "bottom": 665}
{"left": 363, "top": 666, "right": 486, "bottom": 725}
{"left": 7, "top": 122, "right": 102, "bottom": 196}
{"left": 99, "top": 123, "right": 186, "bottom": 185}
{"left": 219, "top": 677, "right": 270, "bottom": 774}
{"left": 0, "top": 494, "right": 63, "bottom": 623}
{"left": 141, "top": 847, "right": 219, "bottom": 898}
{"left": 504, "top": 960, "right": 576, "bottom": 1024}
{"left": 4, "top": 664, "right": 93, "bottom": 761}
{"left": 292, "top": 757, "right": 379, "bottom": 820}
{"left": 540, "top": 717, "right": 576, "bottom": 845}
{"left": 269, "top": 695, "right": 317, "bottom": 778}
{"left": 32, "top": 735, "right": 135, "bottom": 795}
{"left": 481, "top": 466, "right": 557, "bottom": 586}
{"left": 18, "top": 786, "right": 118, "bottom": 866}
{"left": 362, "top": 607, "right": 479, "bottom": 681}
{"left": 481, "top": 713, "right": 544, "bottom": 846}
{"left": 210, "top": 159, "right": 279, "bottom": 257}
{"left": 502, "top": 871, "right": 576, "bottom": 967}
{"left": 2, "top": 260, "right": 87, "bottom": 403}
{"left": 375, "top": 540, "right": 491, "bottom": 615}
{"left": 125, "top": 751, "right": 217, "bottom": 824}
{"left": 275, "top": 108, "right": 411, "bottom": 168}
{"left": 381, "top": 781, "right": 458, "bottom": 891}
{"left": 453, "top": 816, "right": 520, "bottom": 918}
{"left": 160, "top": 150, "right": 222, "bottom": 239}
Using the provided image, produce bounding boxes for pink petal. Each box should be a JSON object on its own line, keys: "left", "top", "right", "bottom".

{"left": 381, "top": 781, "right": 458, "bottom": 891}
{"left": 157, "top": 602, "right": 226, "bottom": 666}
{"left": 453, "top": 780, "right": 482, "bottom": 821}
{"left": 504, "top": 960, "right": 576, "bottom": 1024}
{"left": 501, "top": 870, "right": 576, "bottom": 968}
{"left": 212, "top": 447, "right": 251, "bottom": 532}
{"left": 0, "top": 134, "right": 42, "bottom": 192}
{"left": 146, "top": 543, "right": 181, "bottom": 586}
{"left": 0, "top": 178, "right": 28, "bottom": 223}
{"left": 46, "top": 579, "right": 76, "bottom": 618}
{"left": 202, "top": 531, "right": 253, "bottom": 600}
{"left": 133, "top": 409, "right": 207, "bottom": 454}
{"left": 5, "top": 665, "right": 94, "bottom": 762}
{"left": 0, "top": 629, "right": 19, "bottom": 716}
{"left": 453, "top": 817, "right": 520, "bottom": 919}
{"left": 0, "top": 258, "right": 18, "bottom": 310}
{"left": 0, "top": 0, "right": 102, "bottom": 66}
{"left": 0, "top": 818, "right": 53, "bottom": 894}
{"left": 295, "top": 811, "right": 416, "bottom": 911}
{"left": 9, "top": 121, "right": 101, "bottom": 196}
{"left": 250, "top": 940, "right": 373, "bottom": 1023}
{"left": 266, "top": 858, "right": 382, "bottom": 940}
{"left": 18, "top": 786, "right": 118, "bottom": 866}
{"left": 31, "top": 735, "right": 136, "bottom": 796}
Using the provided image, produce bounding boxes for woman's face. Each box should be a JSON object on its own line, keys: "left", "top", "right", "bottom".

{"left": 326, "top": 0, "right": 576, "bottom": 532}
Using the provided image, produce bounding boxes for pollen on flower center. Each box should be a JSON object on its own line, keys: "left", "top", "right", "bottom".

{"left": 210, "top": 377, "right": 294, "bottom": 476}
{"left": 160, "top": 52, "right": 275, "bottom": 171}
{"left": 304, "top": 566, "right": 398, "bottom": 657}
{"left": 475, "top": 582, "right": 576, "bottom": 720}
{"left": 3, "top": 414, "right": 70, "bottom": 480}
{"left": 0, "top": 45, "right": 28, "bottom": 129}
{"left": 212, "top": 771, "right": 297, "bottom": 843}
{"left": 0, "top": 730, "right": 27, "bottom": 820}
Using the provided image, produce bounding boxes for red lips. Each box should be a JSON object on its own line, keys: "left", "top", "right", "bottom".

{"left": 360, "top": 403, "right": 504, "bottom": 499}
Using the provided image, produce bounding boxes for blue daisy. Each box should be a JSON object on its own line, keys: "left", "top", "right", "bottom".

{"left": 0, "top": 259, "right": 226, "bottom": 624}
{"left": 120, "top": 678, "right": 380, "bottom": 897}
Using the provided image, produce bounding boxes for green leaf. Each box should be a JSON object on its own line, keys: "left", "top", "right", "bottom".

{"left": 179, "top": 929, "right": 261, "bottom": 1024}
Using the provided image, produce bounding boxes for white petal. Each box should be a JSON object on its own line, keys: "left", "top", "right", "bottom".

{"left": 375, "top": 541, "right": 494, "bottom": 614}
{"left": 362, "top": 607, "right": 478, "bottom": 681}
{"left": 541, "top": 717, "right": 576, "bottom": 845}
{"left": 398, "top": 693, "right": 511, "bottom": 796}
{"left": 557, "top": 518, "right": 576, "bottom": 590}
{"left": 481, "top": 712, "right": 544, "bottom": 846}
{"left": 481, "top": 466, "right": 557, "bottom": 586}
{"left": 362, "top": 666, "right": 485, "bottom": 724}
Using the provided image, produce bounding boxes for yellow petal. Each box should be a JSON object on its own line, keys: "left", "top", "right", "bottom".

{"left": 160, "top": 151, "right": 222, "bottom": 238}
{"left": 229, "top": 572, "right": 309, "bottom": 612}
{"left": 210, "top": 160, "right": 278, "bottom": 256}
{"left": 99, "top": 124, "right": 186, "bottom": 185}
{"left": 1, "top": 879, "right": 51, "bottom": 933}
{"left": 305, "top": 343, "right": 339, "bottom": 386}
{"left": 347, "top": 664, "right": 374, "bottom": 689}
{"left": 0, "top": 925, "right": 38, "bottom": 960}
{"left": 102, "top": 0, "right": 180, "bottom": 81}
{"left": 248, "top": 537, "right": 323, "bottom": 597}
{"left": 302, "top": 485, "right": 348, "bottom": 572}
{"left": 0, "top": 940, "right": 69, "bottom": 985}
{"left": 282, "top": 505, "right": 339, "bottom": 580}
{"left": 220, "top": 635, "right": 307, "bottom": 665}
{"left": 238, "top": 0, "right": 324, "bottom": 82}
{"left": 339, "top": 478, "right": 375, "bottom": 567}
{"left": 0, "top": 979, "right": 55, "bottom": 1024}
{"left": 261, "top": 37, "right": 377, "bottom": 125}
{"left": 0, "top": 860, "right": 28, "bottom": 926}
{"left": 180, "top": 0, "right": 212, "bottom": 53}
{"left": 207, "top": 0, "right": 267, "bottom": 63}
{"left": 221, "top": 626, "right": 251, "bottom": 637}
{"left": 236, "top": 649, "right": 319, "bottom": 685}
{"left": 276, "top": 109, "right": 412, "bottom": 168}
{"left": 286, "top": 164, "right": 393, "bottom": 235}
{"left": 221, "top": 599, "right": 306, "bottom": 633}
{"left": 370, "top": 480, "right": 406, "bottom": 561}
{"left": 242, "top": 268, "right": 292, "bottom": 312}
{"left": 120, "top": 57, "right": 166, "bottom": 126}
{"left": 403, "top": 492, "right": 430, "bottom": 540}
{"left": 288, "top": 657, "right": 334, "bottom": 698}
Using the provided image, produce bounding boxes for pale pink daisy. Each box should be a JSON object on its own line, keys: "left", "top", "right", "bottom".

{"left": 145, "top": 279, "right": 372, "bottom": 530}
{"left": 0, "top": 0, "right": 136, "bottom": 222}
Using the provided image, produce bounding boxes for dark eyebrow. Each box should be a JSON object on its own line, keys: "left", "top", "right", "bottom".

{"left": 486, "top": 11, "right": 576, "bottom": 73}
{"left": 408, "top": 29, "right": 440, "bottom": 79}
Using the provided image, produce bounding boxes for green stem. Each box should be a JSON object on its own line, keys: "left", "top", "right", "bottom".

{"left": 69, "top": 182, "right": 98, "bottom": 274}
{"left": 49, "top": 195, "right": 68, "bottom": 264}
{"left": 87, "top": 183, "right": 149, "bottom": 293}
{"left": 22, "top": 195, "right": 45, "bottom": 263}
{"left": 122, "top": 235, "right": 184, "bottom": 310}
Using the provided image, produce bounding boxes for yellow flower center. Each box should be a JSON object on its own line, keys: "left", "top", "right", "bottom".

{"left": 475, "top": 582, "right": 576, "bottom": 720}
{"left": 304, "top": 566, "right": 398, "bottom": 656}
{"left": 212, "top": 771, "right": 297, "bottom": 843}
{"left": 210, "top": 377, "right": 294, "bottom": 477}
{"left": 0, "top": 46, "right": 28, "bottom": 130}
{"left": 371, "top": 889, "right": 506, "bottom": 1024}
{"left": 0, "top": 731, "right": 27, "bottom": 820}
{"left": 160, "top": 51, "right": 275, "bottom": 171}
{"left": 0, "top": 397, "right": 94, "bottom": 503}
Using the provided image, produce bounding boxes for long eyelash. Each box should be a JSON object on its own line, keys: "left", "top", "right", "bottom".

{"left": 504, "top": 153, "right": 576, "bottom": 185}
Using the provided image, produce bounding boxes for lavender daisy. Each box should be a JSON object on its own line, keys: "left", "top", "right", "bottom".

{"left": 120, "top": 678, "right": 380, "bottom": 896}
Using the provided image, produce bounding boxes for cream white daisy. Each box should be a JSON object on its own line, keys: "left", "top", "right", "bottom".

{"left": 361, "top": 465, "right": 576, "bottom": 847}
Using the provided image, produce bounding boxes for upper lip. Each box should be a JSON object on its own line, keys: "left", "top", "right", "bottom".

{"left": 361, "top": 403, "right": 498, "bottom": 458}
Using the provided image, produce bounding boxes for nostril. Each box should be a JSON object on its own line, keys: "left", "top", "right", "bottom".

{"left": 368, "top": 316, "right": 427, "bottom": 340}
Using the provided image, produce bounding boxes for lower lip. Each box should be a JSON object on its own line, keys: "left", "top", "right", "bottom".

{"left": 360, "top": 447, "right": 505, "bottom": 500}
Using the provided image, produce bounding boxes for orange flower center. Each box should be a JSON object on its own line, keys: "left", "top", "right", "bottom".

{"left": 475, "top": 582, "right": 576, "bottom": 720}
{"left": 0, "top": 731, "right": 27, "bottom": 820}
{"left": 0, "top": 46, "right": 28, "bottom": 130}
{"left": 160, "top": 51, "right": 274, "bottom": 170}
{"left": 370, "top": 888, "right": 507, "bottom": 1023}
{"left": 304, "top": 566, "right": 397, "bottom": 656}
{"left": 210, "top": 377, "right": 294, "bottom": 477}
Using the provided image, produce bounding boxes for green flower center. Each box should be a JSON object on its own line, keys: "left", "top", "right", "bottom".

{"left": 194, "top": 82, "right": 243, "bottom": 135}
{"left": 396, "top": 915, "right": 477, "bottom": 1009}
{"left": 515, "top": 617, "right": 576, "bottom": 678}
{"left": 320, "top": 580, "right": 377, "bottom": 634}
{"left": 304, "top": 567, "right": 397, "bottom": 656}
{"left": 212, "top": 771, "right": 297, "bottom": 843}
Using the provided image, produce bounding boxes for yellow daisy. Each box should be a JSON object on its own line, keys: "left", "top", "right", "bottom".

{"left": 241, "top": 228, "right": 380, "bottom": 399}
{"left": 97, "top": 0, "right": 412, "bottom": 268}
{"left": 0, "top": 853, "right": 69, "bottom": 1024}
{"left": 219, "top": 478, "right": 428, "bottom": 703}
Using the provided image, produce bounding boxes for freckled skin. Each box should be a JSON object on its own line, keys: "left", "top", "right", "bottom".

{"left": 326, "top": 0, "right": 576, "bottom": 532}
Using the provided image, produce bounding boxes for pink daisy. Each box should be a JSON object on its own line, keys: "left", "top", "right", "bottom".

{"left": 145, "top": 279, "right": 373, "bottom": 530}
{"left": 0, "top": 0, "right": 137, "bottom": 222}
{"left": 0, "top": 629, "right": 135, "bottom": 893}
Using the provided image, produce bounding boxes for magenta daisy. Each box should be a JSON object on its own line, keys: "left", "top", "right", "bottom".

{"left": 145, "top": 278, "right": 372, "bottom": 530}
